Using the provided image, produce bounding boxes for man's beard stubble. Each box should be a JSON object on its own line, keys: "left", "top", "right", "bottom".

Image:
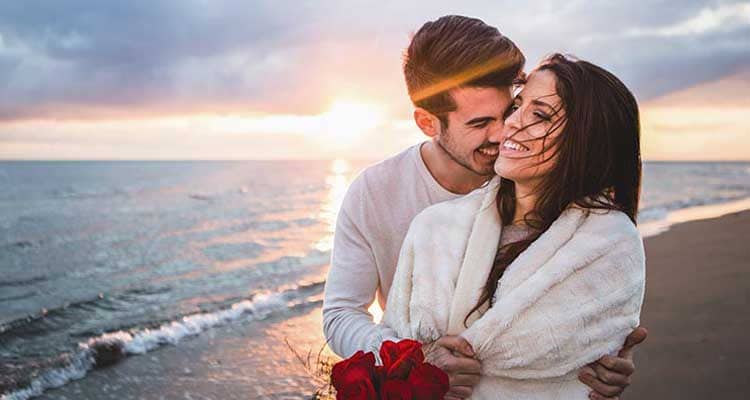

{"left": 436, "top": 132, "right": 496, "bottom": 177}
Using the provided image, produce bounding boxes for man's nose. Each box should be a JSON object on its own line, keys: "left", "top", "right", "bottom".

{"left": 487, "top": 120, "right": 504, "bottom": 143}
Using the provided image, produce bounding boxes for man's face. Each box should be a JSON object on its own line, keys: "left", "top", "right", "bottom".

{"left": 436, "top": 86, "right": 512, "bottom": 176}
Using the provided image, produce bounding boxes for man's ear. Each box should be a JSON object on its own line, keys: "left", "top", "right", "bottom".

{"left": 413, "top": 108, "right": 442, "bottom": 138}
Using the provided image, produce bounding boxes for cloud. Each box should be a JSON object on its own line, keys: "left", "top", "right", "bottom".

{"left": 625, "top": 2, "right": 750, "bottom": 37}
{"left": 565, "top": 1, "right": 750, "bottom": 99}
{"left": 640, "top": 67, "right": 750, "bottom": 160}
{"left": 0, "top": 0, "right": 748, "bottom": 121}
{"left": 0, "top": 1, "right": 305, "bottom": 117}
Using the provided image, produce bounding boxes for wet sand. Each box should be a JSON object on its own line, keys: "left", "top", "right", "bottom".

{"left": 39, "top": 210, "right": 750, "bottom": 399}
{"left": 626, "top": 210, "right": 750, "bottom": 399}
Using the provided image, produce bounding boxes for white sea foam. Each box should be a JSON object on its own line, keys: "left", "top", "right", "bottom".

{"left": 0, "top": 351, "right": 94, "bottom": 400}
{"left": 639, "top": 196, "right": 750, "bottom": 237}
{"left": 0, "top": 291, "right": 293, "bottom": 400}
{"left": 118, "top": 292, "right": 286, "bottom": 354}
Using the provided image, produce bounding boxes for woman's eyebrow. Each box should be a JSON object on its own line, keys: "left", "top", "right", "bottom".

{"left": 515, "top": 92, "right": 558, "bottom": 113}
{"left": 531, "top": 95, "right": 558, "bottom": 113}
{"left": 531, "top": 99, "right": 554, "bottom": 111}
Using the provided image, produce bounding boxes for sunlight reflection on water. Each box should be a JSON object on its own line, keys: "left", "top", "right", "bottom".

{"left": 312, "top": 159, "right": 384, "bottom": 323}
{"left": 313, "top": 159, "right": 351, "bottom": 252}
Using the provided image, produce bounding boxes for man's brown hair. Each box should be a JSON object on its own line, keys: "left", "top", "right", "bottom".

{"left": 403, "top": 15, "right": 525, "bottom": 126}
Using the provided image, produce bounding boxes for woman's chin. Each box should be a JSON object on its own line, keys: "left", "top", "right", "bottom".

{"left": 495, "top": 158, "right": 543, "bottom": 183}
{"left": 494, "top": 161, "right": 518, "bottom": 180}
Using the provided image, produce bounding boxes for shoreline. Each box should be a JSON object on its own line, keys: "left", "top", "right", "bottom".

{"left": 638, "top": 196, "right": 750, "bottom": 238}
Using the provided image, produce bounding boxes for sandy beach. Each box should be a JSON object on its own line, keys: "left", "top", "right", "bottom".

{"left": 32, "top": 209, "right": 750, "bottom": 399}
{"left": 627, "top": 210, "right": 750, "bottom": 399}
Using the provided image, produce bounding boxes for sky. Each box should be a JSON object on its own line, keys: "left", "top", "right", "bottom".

{"left": 0, "top": 0, "right": 748, "bottom": 160}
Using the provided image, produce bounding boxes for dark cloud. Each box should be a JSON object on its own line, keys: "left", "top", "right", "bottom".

{"left": 0, "top": 0, "right": 748, "bottom": 120}
{"left": 604, "top": 27, "right": 750, "bottom": 100}
{"left": 482, "top": 0, "right": 750, "bottom": 100}
{"left": 0, "top": 0, "right": 326, "bottom": 119}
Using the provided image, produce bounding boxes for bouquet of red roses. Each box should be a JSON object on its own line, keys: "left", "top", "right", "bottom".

{"left": 330, "top": 339, "right": 449, "bottom": 399}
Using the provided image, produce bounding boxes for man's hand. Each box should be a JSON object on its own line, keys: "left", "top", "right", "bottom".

{"left": 578, "top": 326, "right": 648, "bottom": 400}
{"left": 426, "top": 335, "right": 481, "bottom": 400}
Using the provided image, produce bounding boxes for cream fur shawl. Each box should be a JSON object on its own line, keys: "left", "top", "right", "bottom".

{"left": 370, "top": 177, "right": 646, "bottom": 399}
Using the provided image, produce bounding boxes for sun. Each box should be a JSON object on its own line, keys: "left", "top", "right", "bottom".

{"left": 319, "top": 100, "right": 385, "bottom": 144}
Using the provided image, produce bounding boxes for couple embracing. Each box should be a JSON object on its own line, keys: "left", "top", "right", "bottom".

{"left": 323, "top": 15, "right": 647, "bottom": 399}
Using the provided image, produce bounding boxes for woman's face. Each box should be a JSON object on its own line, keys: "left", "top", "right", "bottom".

{"left": 494, "top": 69, "right": 566, "bottom": 187}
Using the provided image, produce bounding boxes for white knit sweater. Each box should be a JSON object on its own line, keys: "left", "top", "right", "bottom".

{"left": 370, "top": 177, "right": 646, "bottom": 399}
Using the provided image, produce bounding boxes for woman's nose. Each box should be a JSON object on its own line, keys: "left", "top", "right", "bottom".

{"left": 504, "top": 106, "right": 522, "bottom": 130}
{"left": 502, "top": 109, "right": 521, "bottom": 139}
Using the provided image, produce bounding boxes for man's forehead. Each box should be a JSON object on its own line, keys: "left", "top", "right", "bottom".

{"left": 451, "top": 86, "right": 512, "bottom": 114}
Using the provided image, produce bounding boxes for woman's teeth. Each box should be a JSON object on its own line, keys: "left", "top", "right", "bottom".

{"left": 502, "top": 139, "right": 529, "bottom": 152}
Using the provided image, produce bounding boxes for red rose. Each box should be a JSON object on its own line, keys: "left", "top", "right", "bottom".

{"left": 379, "top": 379, "right": 413, "bottom": 400}
{"left": 331, "top": 350, "right": 378, "bottom": 400}
{"left": 379, "top": 339, "right": 425, "bottom": 380}
{"left": 407, "top": 362, "right": 450, "bottom": 399}
{"left": 374, "top": 365, "right": 388, "bottom": 385}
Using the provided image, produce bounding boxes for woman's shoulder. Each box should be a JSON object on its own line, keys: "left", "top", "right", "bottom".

{"left": 578, "top": 207, "right": 638, "bottom": 233}
{"left": 571, "top": 207, "right": 644, "bottom": 256}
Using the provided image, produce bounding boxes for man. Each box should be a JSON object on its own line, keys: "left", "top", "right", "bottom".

{"left": 323, "top": 15, "right": 646, "bottom": 399}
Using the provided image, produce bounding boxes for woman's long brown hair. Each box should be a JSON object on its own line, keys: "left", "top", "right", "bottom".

{"left": 464, "top": 54, "right": 642, "bottom": 326}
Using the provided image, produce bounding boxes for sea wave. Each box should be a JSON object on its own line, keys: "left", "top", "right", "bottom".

{"left": 49, "top": 185, "right": 132, "bottom": 200}
{"left": 639, "top": 193, "right": 750, "bottom": 222}
{"left": 0, "top": 287, "right": 166, "bottom": 337}
{"left": 0, "top": 281, "right": 324, "bottom": 400}
{"left": 0, "top": 276, "right": 47, "bottom": 289}
{"left": 639, "top": 196, "right": 750, "bottom": 237}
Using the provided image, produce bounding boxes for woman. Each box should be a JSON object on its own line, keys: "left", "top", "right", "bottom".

{"left": 370, "top": 54, "right": 645, "bottom": 399}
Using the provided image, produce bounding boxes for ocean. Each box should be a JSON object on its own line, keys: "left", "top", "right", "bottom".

{"left": 1, "top": 159, "right": 749, "bottom": 399}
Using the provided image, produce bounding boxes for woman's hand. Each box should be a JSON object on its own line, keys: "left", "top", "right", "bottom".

{"left": 426, "top": 335, "right": 481, "bottom": 400}
{"left": 578, "top": 326, "right": 648, "bottom": 399}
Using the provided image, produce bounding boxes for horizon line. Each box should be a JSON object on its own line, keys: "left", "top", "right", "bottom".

{"left": 1, "top": 158, "right": 749, "bottom": 163}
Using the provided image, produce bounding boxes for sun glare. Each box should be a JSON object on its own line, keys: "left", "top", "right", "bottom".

{"left": 320, "top": 100, "right": 385, "bottom": 144}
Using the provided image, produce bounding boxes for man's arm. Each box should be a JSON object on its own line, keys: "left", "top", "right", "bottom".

{"left": 322, "top": 189, "right": 399, "bottom": 358}
{"left": 579, "top": 326, "right": 648, "bottom": 399}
